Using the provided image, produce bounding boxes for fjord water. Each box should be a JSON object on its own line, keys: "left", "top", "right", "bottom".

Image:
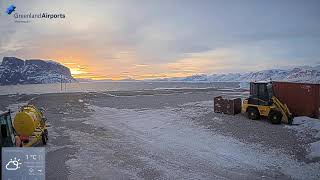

{"left": 0, "top": 81, "right": 240, "bottom": 95}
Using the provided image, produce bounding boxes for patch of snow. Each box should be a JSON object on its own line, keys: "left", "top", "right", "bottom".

{"left": 309, "top": 141, "right": 320, "bottom": 159}
{"left": 180, "top": 101, "right": 213, "bottom": 108}
{"left": 101, "top": 92, "right": 117, "bottom": 97}
{"left": 68, "top": 105, "right": 320, "bottom": 179}
{"left": 65, "top": 129, "right": 138, "bottom": 179}
{"left": 7, "top": 102, "right": 28, "bottom": 114}
{"left": 288, "top": 117, "right": 320, "bottom": 139}
{"left": 286, "top": 116, "right": 320, "bottom": 159}
{"left": 212, "top": 117, "right": 224, "bottom": 124}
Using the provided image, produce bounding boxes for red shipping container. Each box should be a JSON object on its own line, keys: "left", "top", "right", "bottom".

{"left": 272, "top": 81, "right": 320, "bottom": 118}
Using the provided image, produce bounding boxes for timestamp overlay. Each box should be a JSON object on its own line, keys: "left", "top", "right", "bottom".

{"left": 2, "top": 147, "right": 45, "bottom": 180}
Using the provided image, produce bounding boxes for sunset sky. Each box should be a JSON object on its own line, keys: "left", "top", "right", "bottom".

{"left": 1, "top": 0, "right": 320, "bottom": 80}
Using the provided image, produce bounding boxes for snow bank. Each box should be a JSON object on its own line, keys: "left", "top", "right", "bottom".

{"left": 310, "top": 141, "right": 320, "bottom": 159}
{"left": 286, "top": 116, "right": 320, "bottom": 159}
{"left": 290, "top": 117, "right": 320, "bottom": 138}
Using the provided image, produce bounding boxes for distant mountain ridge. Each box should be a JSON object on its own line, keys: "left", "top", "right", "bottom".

{"left": 4, "top": 56, "right": 317, "bottom": 85}
{"left": 154, "top": 66, "right": 320, "bottom": 83}
{"left": 0, "top": 57, "right": 76, "bottom": 85}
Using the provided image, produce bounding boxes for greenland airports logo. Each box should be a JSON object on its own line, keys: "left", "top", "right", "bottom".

{"left": 5, "top": 4, "right": 66, "bottom": 23}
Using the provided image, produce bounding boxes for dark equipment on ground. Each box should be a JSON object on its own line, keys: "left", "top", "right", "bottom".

{"left": 242, "top": 82, "right": 293, "bottom": 124}
{"left": 214, "top": 96, "right": 242, "bottom": 115}
{"left": 0, "top": 110, "right": 16, "bottom": 147}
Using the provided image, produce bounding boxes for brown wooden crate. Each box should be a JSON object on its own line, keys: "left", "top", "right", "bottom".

{"left": 214, "top": 96, "right": 242, "bottom": 115}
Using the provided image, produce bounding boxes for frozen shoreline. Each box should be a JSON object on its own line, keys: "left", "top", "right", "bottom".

{"left": 0, "top": 81, "right": 240, "bottom": 95}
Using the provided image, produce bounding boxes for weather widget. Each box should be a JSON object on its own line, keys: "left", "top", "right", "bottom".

{"left": 2, "top": 147, "right": 45, "bottom": 180}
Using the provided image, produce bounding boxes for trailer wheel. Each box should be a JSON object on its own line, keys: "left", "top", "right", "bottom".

{"left": 268, "top": 111, "right": 282, "bottom": 124}
{"left": 247, "top": 107, "right": 260, "bottom": 120}
{"left": 44, "top": 129, "right": 48, "bottom": 141}
{"left": 42, "top": 130, "right": 48, "bottom": 145}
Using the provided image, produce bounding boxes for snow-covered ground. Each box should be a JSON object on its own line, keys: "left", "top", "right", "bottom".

{"left": 3, "top": 91, "right": 319, "bottom": 179}
{"left": 286, "top": 117, "right": 320, "bottom": 160}
{"left": 62, "top": 101, "right": 320, "bottom": 179}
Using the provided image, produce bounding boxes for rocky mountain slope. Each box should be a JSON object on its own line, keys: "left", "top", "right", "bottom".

{"left": 0, "top": 57, "right": 76, "bottom": 85}
{"left": 155, "top": 66, "right": 320, "bottom": 83}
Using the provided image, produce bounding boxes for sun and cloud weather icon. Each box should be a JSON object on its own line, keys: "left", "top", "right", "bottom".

{"left": 5, "top": 157, "right": 22, "bottom": 171}
{"left": 6, "top": 4, "right": 16, "bottom": 15}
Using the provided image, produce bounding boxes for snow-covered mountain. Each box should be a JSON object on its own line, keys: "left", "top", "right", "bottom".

{"left": 155, "top": 66, "right": 320, "bottom": 83}
{"left": 0, "top": 57, "right": 76, "bottom": 85}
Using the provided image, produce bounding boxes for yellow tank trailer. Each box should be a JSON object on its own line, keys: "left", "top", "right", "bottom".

{"left": 13, "top": 105, "right": 48, "bottom": 147}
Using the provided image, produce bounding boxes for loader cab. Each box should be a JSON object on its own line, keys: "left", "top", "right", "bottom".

{"left": 248, "top": 82, "right": 273, "bottom": 106}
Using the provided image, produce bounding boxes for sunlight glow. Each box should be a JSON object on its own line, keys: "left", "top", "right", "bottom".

{"left": 70, "top": 68, "right": 86, "bottom": 75}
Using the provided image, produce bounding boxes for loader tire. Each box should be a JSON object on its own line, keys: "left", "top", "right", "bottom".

{"left": 247, "top": 107, "right": 260, "bottom": 120}
{"left": 268, "top": 111, "right": 282, "bottom": 124}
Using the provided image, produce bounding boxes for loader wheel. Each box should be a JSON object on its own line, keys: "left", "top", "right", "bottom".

{"left": 288, "top": 116, "right": 293, "bottom": 125}
{"left": 268, "top": 111, "right": 282, "bottom": 124}
{"left": 247, "top": 107, "right": 260, "bottom": 120}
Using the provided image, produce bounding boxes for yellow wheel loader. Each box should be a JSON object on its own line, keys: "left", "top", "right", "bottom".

{"left": 242, "top": 82, "right": 293, "bottom": 125}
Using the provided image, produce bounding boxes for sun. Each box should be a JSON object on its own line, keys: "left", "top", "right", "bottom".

{"left": 64, "top": 63, "right": 88, "bottom": 78}
{"left": 70, "top": 68, "right": 86, "bottom": 75}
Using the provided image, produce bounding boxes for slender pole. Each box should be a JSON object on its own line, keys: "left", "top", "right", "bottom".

{"left": 60, "top": 74, "right": 63, "bottom": 91}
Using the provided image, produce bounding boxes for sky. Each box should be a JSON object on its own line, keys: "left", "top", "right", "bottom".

{"left": 0, "top": 0, "right": 320, "bottom": 80}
